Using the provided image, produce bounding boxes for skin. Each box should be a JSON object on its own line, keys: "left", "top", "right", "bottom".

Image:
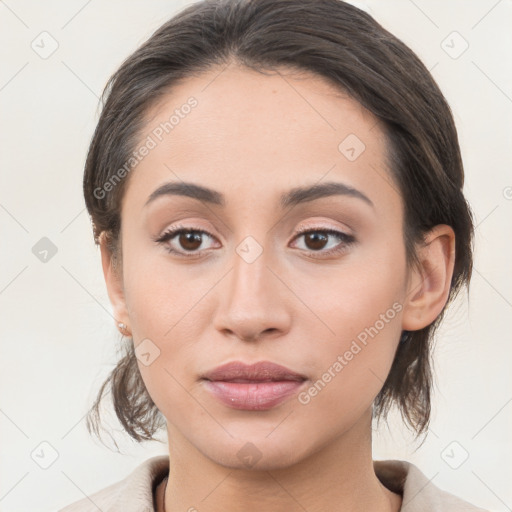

{"left": 100, "top": 62, "right": 455, "bottom": 512}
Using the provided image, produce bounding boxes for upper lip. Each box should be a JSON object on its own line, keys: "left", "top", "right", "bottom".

{"left": 202, "top": 361, "right": 307, "bottom": 382}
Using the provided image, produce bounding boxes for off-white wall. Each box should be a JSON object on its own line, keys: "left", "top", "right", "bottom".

{"left": 0, "top": 1, "right": 510, "bottom": 511}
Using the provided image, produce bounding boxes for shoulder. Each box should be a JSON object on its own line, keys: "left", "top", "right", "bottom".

{"left": 374, "top": 459, "right": 492, "bottom": 511}
{"left": 57, "top": 455, "right": 169, "bottom": 512}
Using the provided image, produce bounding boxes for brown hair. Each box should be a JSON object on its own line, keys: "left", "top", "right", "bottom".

{"left": 84, "top": 0, "right": 474, "bottom": 445}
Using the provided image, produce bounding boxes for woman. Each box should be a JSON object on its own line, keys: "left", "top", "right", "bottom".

{"left": 59, "top": 0, "right": 490, "bottom": 510}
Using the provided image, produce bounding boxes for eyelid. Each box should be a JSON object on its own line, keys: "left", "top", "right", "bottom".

{"left": 294, "top": 221, "right": 353, "bottom": 236}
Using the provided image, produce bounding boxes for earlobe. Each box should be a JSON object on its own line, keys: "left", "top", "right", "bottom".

{"left": 99, "top": 232, "right": 130, "bottom": 332}
{"left": 402, "top": 225, "right": 456, "bottom": 331}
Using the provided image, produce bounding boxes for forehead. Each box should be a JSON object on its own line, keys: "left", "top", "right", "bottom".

{"left": 122, "top": 64, "right": 397, "bottom": 216}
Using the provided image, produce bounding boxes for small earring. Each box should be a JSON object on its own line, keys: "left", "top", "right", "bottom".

{"left": 117, "top": 322, "right": 131, "bottom": 336}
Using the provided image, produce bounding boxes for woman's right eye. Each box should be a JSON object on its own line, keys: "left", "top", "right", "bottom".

{"left": 154, "top": 228, "right": 218, "bottom": 257}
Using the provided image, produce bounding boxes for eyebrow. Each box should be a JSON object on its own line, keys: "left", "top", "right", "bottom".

{"left": 144, "top": 180, "right": 374, "bottom": 209}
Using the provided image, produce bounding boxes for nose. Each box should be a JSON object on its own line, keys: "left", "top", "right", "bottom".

{"left": 212, "top": 239, "right": 291, "bottom": 343}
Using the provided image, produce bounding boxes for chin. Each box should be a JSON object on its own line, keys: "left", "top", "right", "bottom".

{"left": 199, "top": 433, "right": 310, "bottom": 471}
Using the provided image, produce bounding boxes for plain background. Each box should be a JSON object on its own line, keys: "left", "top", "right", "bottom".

{"left": 0, "top": 0, "right": 511, "bottom": 511}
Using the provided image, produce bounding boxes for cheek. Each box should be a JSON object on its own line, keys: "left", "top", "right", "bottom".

{"left": 120, "top": 245, "right": 215, "bottom": 408}
{"left": 293, "top": 247, "right": 405, "bottom": 417}
{"left": 121, "top": 239, "right": 198, "bottom": 336}
{"left": 292, "top": 235, "right": 406, "bottom": 345}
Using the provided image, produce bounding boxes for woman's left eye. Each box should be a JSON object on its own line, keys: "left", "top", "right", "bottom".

{"left": 291, "top": 228, "right": 355, "bottom": 257}
{"left": 154, "top": 226, "right": 355, "bottom": 258}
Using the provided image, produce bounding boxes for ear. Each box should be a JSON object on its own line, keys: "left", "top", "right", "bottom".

{"left": 99, "top": 232, "right": 130, "bottom": 329}
{"left": 402, "top": 224, "right": 456, "bottom": 331}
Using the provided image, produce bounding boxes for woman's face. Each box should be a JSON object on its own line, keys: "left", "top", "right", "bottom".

{"left": 113, "top": 65, "right": 414, "bottom": 468}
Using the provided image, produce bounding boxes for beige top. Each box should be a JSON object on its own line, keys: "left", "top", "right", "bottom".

{"left": 58, "top": 455, "right": 491, "bottom": 512}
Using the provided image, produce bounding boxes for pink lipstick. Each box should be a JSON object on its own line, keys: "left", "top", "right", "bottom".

{"left": 201, "top": 360, "right": 307, "bottom": 410}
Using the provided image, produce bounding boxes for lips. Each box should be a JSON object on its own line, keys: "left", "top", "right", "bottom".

{"left": 201, "top": 361, "right": 307, "bottom": 410}
{"left": 201, "top": 360, "right": 307, "bottom": 383}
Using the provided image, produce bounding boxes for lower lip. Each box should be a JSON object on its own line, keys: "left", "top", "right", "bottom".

{"left": 203, "top": 380, "right": 306, "bottom": 410}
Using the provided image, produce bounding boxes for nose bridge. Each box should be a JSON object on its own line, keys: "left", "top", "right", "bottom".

{"left": 227, "top": 203, "right": 277, "bottom": 299}
{"left": 229, "top": 234, "right": 274, "bottom": 312}
{"left": 212, "top": 232, "right": 290, "bottom": 341}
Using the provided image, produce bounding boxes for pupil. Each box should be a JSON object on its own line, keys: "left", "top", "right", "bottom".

{"left": 180, "top": 231, "right": 202, "bottom": 251}
{"left": 306, "top": 233, "right": 327, "bottom": 250}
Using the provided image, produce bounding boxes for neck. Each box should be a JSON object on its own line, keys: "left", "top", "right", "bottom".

{"left": 162, "top": 409, "right": 401, "bottom": 512}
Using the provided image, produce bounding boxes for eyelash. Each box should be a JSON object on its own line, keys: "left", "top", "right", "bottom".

{"left": 154, "top": 224, "right": 356, "bottom": 259}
